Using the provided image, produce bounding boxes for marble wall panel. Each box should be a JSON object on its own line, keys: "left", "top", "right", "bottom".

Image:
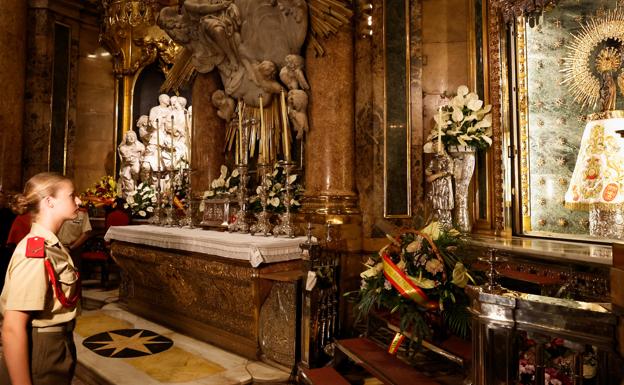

{"left": 74, "top": 24, "right": 115, "bottom": 192}
{"left": 0, "top": 0, "right": 27, "bottom": 191}
{"left": 355, "top": 0, "right": 425, "bottom": 242}
{"left": 191, "top": 72, "right": 225, "bottom": 195}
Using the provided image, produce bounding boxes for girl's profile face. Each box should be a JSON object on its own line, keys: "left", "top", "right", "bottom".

{"left": 50, "top": 181, "right": 81, "bottom": 221}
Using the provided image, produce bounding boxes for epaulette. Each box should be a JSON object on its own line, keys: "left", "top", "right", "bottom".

{"left": 25, "top": 237, "right": 46, "bottom": 258}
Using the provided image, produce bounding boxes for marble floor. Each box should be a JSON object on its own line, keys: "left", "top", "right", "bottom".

{"left": 0, "top": 286, "right": 291, "bottom": 385}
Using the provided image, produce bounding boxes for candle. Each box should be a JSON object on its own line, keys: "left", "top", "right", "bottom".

{"left": 184, "top": 110, "right": 191, "bottom": 169}
{"left": 238, "top": 99, "right": 243, "bottom": 164}
{"left": 280, "top": 89, "right": 291, "bottom": 162}
{"left": 156, "top": 118, "right": 161, "bottom": 172}
{"left": 259, "top": 95, "right": 265, "bottom": 163}
{"left": 170, "top": 115, "right": 175, "bottom": 170}
{"left": 437, "top": 107, "right": 443, "bottom": 154}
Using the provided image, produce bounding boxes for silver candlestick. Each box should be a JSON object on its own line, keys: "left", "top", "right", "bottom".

{"left": 273, "top": 161, "right": 297, "bottom": 237}
{"left": 148, "top": 169, "right": 163, "bottom": 226}
{"left": 163, "top": 169, "right": 176, "bottom": 227}
{"left": 179, "top": 168, "right": 194, "bottom": 228}
{"left": 229, "top": 164, "right": 250, "bottom": 233}
{"left": 250, "top": 163, "right": 272, "bottom": 236}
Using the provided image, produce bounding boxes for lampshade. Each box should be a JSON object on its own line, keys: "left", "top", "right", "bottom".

{"left": 565, "top": 114, "right": 624, "bottom": 210}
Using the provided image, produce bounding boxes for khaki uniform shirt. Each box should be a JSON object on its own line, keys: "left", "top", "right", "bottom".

{"left": 57, "top": 210, "right": 91, "bottom": 246}
{"left": 0, "top": 223, "right": 80, "bottom": 327}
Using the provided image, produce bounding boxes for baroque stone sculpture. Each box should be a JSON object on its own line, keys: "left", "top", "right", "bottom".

{"left": 158, "top": 0, "right": 308, "bottom": 107}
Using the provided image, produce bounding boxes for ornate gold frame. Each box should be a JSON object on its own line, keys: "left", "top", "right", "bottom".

{"left": 486, "top": 1, "right": 506, "bottom": 234}
{"left": 382, "top": 0, "right": 412, "bottom": 219}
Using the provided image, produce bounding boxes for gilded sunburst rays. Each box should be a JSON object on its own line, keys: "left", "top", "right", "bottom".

{"left": 561, "top": 7, "right": 624, "bottom": 110}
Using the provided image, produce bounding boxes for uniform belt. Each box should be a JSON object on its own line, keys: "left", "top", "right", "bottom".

{"left": 33, "top": 319, "right": 76, "bottom": 333}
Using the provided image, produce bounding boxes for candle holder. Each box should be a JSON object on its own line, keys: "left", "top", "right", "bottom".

{"left": 229, "top": 164, "right": 250, "bottom": 233}
{"left": 273, "top": 161, "right": 297, "bottom": 237}
{"left": 179, "top": 168, "right": 194, "bottom": 228}
{"left": 250, "top": 163, "right": 272, "bottom": 236}
{"left": 162, "top": 169, "right": 176, "bottom": 227}
{"left": 148, "top": 169, "right": 164, "bottom": 226}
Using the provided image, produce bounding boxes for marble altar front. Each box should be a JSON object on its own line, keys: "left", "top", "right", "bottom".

{"left": 106, "top": 225, "right": 307, "bottom": 367}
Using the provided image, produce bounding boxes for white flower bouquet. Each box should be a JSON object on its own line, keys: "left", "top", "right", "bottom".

{"left": 249, "top": 163, "right": 303, "bottom": 213}
{"left": 203, "top": 165, "right": 240, "bottom": 199}
{"left": 123, "top": 182, "right": 157, "bottom": 218}
{"left": 425, "top": 85, "right": 493, "bottom": 152}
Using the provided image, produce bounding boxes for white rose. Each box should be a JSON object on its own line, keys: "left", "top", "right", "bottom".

{"left": 287, "top": 175, "right": 297, "bottom": 185}
{"left": 138, "top": 210, "right": 146, "bottom": 217}
{"left": 123, "top": 203, "right": 129, "bottom": 209}
{"left": 451, "top": 95, "right": 465, "bottom": 109}
{"left": 126, "top": 196, "right": 135, "bottom": 204}
{"left": 146, "top": 206, "right": 154, "bottom": 212}
{"left": 232, "top": 169, "right": 239, "bottom": 177}
{"left": 270, "top": 197, "right": 280, "bottom": 207}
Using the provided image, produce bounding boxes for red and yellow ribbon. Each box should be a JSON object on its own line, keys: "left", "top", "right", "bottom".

{"left": 387, "top": 333, "right": 405, "bottom": 355}
{"left": 382, "top": 253, "right": 438, "bottom": 310}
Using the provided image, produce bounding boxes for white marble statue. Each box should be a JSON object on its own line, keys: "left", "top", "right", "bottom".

{"left": 170, "top": 96, "right": 189, "bottom": 166}
{"left": 287, "top": 89, "right": 309, "bottom": 139}
{"left": 149, "top": 94, "right": 171, "bottom": 130}
{"left": 118, "top": 131, "right": 145, "bottom": 198}
{"left": 279, "top": 54, "right": 309, "bottom": 90}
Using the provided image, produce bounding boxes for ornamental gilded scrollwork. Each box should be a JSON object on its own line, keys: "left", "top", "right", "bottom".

{"left": 491, "top": 0, "right": 561, "bottom": 22}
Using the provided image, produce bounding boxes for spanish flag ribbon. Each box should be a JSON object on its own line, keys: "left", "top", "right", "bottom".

{"left": 382, "top": 253, "right": 436, "bottom": 309}
{"left": 387, "top": 333, "right": 405, "bottom": 355}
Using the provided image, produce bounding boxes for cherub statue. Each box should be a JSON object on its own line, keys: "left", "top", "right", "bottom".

{"left": 211, "top": 89, "right": 235, "bottom": 121}
{"left": 425, "top": 153, "right": 454, "bottom": 230}
{"left": 287, "top": 89, "right": 309, "bottom": 139}
{"left": 249, "top": 60, "right": 282, "bottom": 94}
{"left": 118, "top": 131, "right": 145, "bottom": 198}
{"left": 279, "top": 54, "right": 310, "bottom": 90}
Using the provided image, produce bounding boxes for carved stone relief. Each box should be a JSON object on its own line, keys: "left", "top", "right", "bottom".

{"left": 158, "top": 0, "right": 309, "bottom": 107}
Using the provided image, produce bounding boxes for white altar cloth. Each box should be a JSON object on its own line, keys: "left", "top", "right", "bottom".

{"left": 105, "top": 225, "right": 306, "bottom": 267}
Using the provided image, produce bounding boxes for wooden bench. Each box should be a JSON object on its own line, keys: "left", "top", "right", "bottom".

{"left": 300, "top": 366, "right": 350, "bottom": 385}
{"left": 335, "top": 338, "right": 441, "bottom": 385}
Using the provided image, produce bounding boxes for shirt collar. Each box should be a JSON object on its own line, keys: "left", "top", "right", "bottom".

{"left": 30, "top": 222, "right": 61, "bottom": 247}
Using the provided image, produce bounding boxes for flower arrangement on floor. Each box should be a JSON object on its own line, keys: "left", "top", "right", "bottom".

{"left": 123, "top": 182, "right": 156, "bottom": 218}
{"left": 353, "top": 221, "right": 478, "bottom": 343}
{"left": 81, "top": 175, "right": 118, "bottom": 210}
{"left": 424, "top": 85, "right": 493, "bottom": 152}
{"left": 249, "top": 163, "right": 303, "bottom": 213}
{"left": 518, "top": 332, "right": 597, "bottom": 385}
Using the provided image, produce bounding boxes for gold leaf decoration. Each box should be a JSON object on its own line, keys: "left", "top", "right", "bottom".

{"left": 561, "top": 7, "right": 624, "bottom": 110}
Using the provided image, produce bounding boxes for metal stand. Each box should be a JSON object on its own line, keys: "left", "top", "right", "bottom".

{"left": 229, "top": 164, "right": 250, "bottom": 233}
{"left": 273, "top": 161, "right": 297, "bottom": 237}
{"left": 250, "top": 163, "right": 272, "bottom": 236}
{"left": 179, "top": 167, "right": 194, "bottom": 228}
{"left": 148, "top": 169, "right": 164, "bottom": 226}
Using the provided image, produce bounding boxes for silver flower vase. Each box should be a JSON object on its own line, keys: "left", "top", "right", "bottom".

{"left": 447, "top": 145, "right": 476, "bottom": 233}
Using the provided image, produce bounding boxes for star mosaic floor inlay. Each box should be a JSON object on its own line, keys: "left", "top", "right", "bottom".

{"left": 82, "top": 329, "right": 173, "bottom": 358}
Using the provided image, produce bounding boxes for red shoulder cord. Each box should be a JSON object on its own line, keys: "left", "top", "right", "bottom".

{"left": 43, "top": 259, "right": 81, "bottom": 308}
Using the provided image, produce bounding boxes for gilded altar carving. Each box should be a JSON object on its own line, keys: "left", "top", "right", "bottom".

{"left": 491, "top": 0, "right": 561, "bottom": 22}
{"left": 110, "top": 241, "right": 302, "bottom": 360}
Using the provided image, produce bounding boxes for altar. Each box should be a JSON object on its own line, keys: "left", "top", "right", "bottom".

{"left": 105, "top": 225, "right": 308, "bottom": 366}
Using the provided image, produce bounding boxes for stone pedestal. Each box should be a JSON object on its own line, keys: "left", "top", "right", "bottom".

{"left": 191, "top": 71, "right": 225, "bottom": 195}
{"left": 0, "top": 0, "right": 27, "bottom": 190}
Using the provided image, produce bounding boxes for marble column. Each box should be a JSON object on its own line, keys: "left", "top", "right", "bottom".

{"left": 0, "top": 0, "right": 27, "bottom": 191}
{"left": 191, "top": 71, "right": 225, "bottom": 195}
{"left": 304, "top": 24, "right": 361, "bottom": 251}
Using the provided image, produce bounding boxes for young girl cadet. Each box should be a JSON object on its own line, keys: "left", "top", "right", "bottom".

{"left": 0, "top": 172, "right": 81, "bottom": 385}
